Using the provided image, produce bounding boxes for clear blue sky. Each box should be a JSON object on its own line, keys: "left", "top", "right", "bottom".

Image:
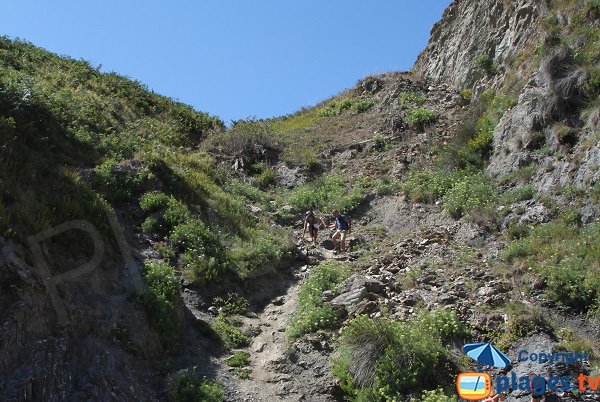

{"left": 0, "top": 1, "right": 451, "bottom": 123}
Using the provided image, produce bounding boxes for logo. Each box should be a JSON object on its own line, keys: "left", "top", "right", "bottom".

{"left": 457, "top": 343, "right": 597, "bottom": 400}
{"left": 456, "top": 372, "right": 491, "bottom": 400}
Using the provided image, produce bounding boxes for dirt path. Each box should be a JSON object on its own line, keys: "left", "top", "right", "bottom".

{"left": 231, "top": 283, "right": 302, "bottom": 402}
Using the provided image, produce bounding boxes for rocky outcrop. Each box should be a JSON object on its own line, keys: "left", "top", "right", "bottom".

{"left": 413, "top": 0, "right": 544, "bottom": 88}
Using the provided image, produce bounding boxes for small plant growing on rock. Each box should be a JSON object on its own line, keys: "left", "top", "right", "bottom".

{"left": 167, "top": 369, "right": 225, "bottom": 402}
{"left": 474, "top": 54, "right": 498, "bottom": 75}
{"left": 398, "top": 91, "right": 426, "bottom": 109}
{"left": 406, "top": 107, "right": 436, "bottom": 131}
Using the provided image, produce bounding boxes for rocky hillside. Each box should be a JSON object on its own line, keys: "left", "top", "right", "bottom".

{"left": 0, "top": 0, "right": 599, "bottom": 401}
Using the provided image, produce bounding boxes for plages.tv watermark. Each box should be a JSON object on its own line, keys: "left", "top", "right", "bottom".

{"left": 457, "top": 342, "right": 597, "bottom": 400}
{"left": 1, "top": 209, "right": 140, "bottom": 326}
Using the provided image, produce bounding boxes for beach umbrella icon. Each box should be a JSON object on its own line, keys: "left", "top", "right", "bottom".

{"left": 463, "top": 342, "right": 511, "bottom": 368}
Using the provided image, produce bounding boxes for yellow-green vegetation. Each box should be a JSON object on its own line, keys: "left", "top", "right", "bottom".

{"left": 473, "top": 54, "right": 498, "bottom": 75}
{"left": 492, "top": 303, "right": 553, "bottom": 351}
{"left": 282, "top": 174, "right": 370, "bottom": 214}
{"left": 503, "top": 221, "right": 600, "bottom": 312}
{"left": 411, "top": 389, "right": 458, "bottom": 402}
{"left": 211, "top": 315, "right": 249, "bottom": 350}
{"left": 287, "top": 262, "right": 351, "bottom": 339}
{"left": 138, "top": 260, "right": 182, "bottom": 351}
{"left": 406, "top": 107, "right": 436, "bottom": 130}
{"left": 332, "top": 310, "right": 468, "bottom": 402}
{"left": 212, "top": 293, "right": 249, "bottom": 316}
{"left": 167, "top": 369, "right": 225, "bottom": 402}
{"left": 398, "top": 91, "right": 425, "bottom": 109}
{"left": 225, "top": 351, "right": 250, "bottom": 367}
{"left": 402, "top": 90, "right": 515, "bottom": 221}
{"left": 0, "top": 37, "right": 221, "bottom": 249}
{"left": 318, "top": 97, "right": 375, "bottom": 117}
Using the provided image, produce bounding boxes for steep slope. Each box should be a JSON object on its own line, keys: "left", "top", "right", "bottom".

{"left": 413, "top": 0, "right": 544, "bottom": 89}
{"left": 1, "top": 0, "right": 600, "bottom": 400}
{"left": 0, "top": 37, "right": 293, "bottom": 401}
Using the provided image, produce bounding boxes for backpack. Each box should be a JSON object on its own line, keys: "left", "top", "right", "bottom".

{"left": 305, "top": 211, "right": 317, "bottom": 225}
{"left": 336, "top": 214, "right": 349, "bottom": 230}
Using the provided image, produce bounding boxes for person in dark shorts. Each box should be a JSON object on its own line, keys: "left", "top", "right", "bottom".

{"left": 303, "top": 205, "right": 325, "bottom": 246}
{"left": 329, "top": 209, "right": 351, "bottom": 253}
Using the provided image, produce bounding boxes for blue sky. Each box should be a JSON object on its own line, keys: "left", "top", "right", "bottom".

{"left": 0, "top": 1, "right": 451, "bottom": 123}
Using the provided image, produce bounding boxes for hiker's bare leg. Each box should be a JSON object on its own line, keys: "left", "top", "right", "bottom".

{"left": 340, "top": 231, "right": 347, "bottom": 252}
{"left": 332, "top": 231, "right": 340, "bottom": 250}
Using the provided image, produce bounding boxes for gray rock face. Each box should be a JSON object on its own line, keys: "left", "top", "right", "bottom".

{"left": 413, "top": 0, "right": 544, "bottom": 88}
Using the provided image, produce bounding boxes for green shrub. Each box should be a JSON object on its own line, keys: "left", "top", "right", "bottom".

{"left": 211, "top": 315, "right": 248, "bottom": 350}
{"left": 288, "top": 262, "right": 350, "bottom": 339}
{"left": 398, "top": 91, "right": 425, "bottom": 109}
{"left": 372, "top": 134, "right": 391, "bottom": 152}
{"left": 212, "top": 293, "right": 249, "bottom": 316}
{"left": 333, "top": 311, "right": 464, "bottom": 401}
{"left": 593, "top": 181, "right": 600, "bottom": 201}
{"left": 168, "top": 369, "right": 225, "bottom": 402}
{"left": 352, "top": 98, "right": 376, "bottom": 113}
{"left": 460, "top": 88, "right": 473, "bottom": 103}
{"left": 499, "top": 185, "right": 535, "bottom": 205}
{"left": 92, "top": 159, "right": 152, "bottom": 203}
{"left": 140, "top": 191, "right": 171, "bottom": 213}
{"left": 402, "top": 170, "right": 462, "bottom": 203}
{"left": 502, "top": 221, "right": 600, "bottom": 311}
{"left": 406, "top": 108, "right": 436, "bottom": 131}
{"left": 442, "top": 173, "right": 496, "bottom": 218}
{"left": 205, "top": 119, "right": 277, "bottom": 156}
{"left": 506, "top": 223, "right": 530, "bottom": 240}
{"left": 494, "top": 303, "right": 553, "bottom": 350}
{"left": 138, "top": 260, "right": 181, "bottom": 350}
{"left": 283, "top": 174, "right": 370, "bottom": 213}
{"left": 255, "top": 167, "right": 276, "bottom": 188}
{"left": 227, "top": 225, "right": 289, "bottom": 278}
{"left": 140, "top": 193, "right": 190, "bottom": 236}
{"left": 225, "top": 351, "right": 250, "bottom": 367}
{"left": 417, "top": 309, "right": 469, "bottom": 341}
{"left": 169, "top": 220, "right": 229, "bottom": 283}
{"left": 413, "top": 389, "right": 458, "bottom": 402}
{"left": 318, "top": 97, "right": 375, "bottom": 117}
{"left": 474, "top": 54, "right": 498, "bottom": 75}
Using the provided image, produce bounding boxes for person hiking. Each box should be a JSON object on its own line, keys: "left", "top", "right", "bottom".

{"left": 303, "top": 205, "right": 325, "bottom": 246}
{"left": 329, "top": 209, "right": 351, "bottom": 253}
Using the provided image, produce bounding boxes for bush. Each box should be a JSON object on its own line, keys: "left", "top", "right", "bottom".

{"left": 92, "top": 159, "right": 152, "bottom": 203}
{"left": 138, "top": 260, "right": 181, "bottom": 350}
{"left": 255, "top": 167, "right": 276, "bottom": 188}
{"left": 333, "top": 311, "right": 465, "bottom": 401}
{"left": 502, "top": 221, "right": 600, "bottom": 311}
{"left": 474, "top": 54, "right": 498, "bottom": 75}
{"left": 406, "top": 108, "right": 436, "bottom": 131}
{"left": 499, "top": 185, "right": 535, "bottom": 205}
{"left": 287, "top": 262, "right": 350, "bottom": 339}
{"left": 494, "top": 303, "right": 553, "bottom": 350}
{"left": 402, "top": 170, "right": 462, "bottom": 203}
{"left": 167, "top": 369, "right": 225, "bottom": 402}
{"left": 140, "top": 192, "right": 190, "bottom": 236}
{"left": 398, "top": 91, "right": 425, "bottom": 109}
{"left": 140, "top": 191, "right": 171, "bottom": 213}
{"left": 225, "top": 351, "right": 250, "bottom": 367}
{"left": 413, "top": 389, "right": 458, "bottom": 402}
{"left": 506, "top": 223, "right": 530, "bottom": 240}
{"left": 318, "top": 97, "right": 374, "bottom": 117}
{"left": 212, "top": 293, "right": 249, "bottom": 316}
{"left": 283, "top": 174, "right": 370, "bottom": 213}
{"left": 169, "top": 220, "right": 228, "bottom": 283}
{"left": 211, "top": 315, "right": 248, "bottom": 350}
{"left": 442, "top": 173, "right": 496, "bottom": 219}
{"left": 227, "top": 225, "right": 289, "bottom": 278}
